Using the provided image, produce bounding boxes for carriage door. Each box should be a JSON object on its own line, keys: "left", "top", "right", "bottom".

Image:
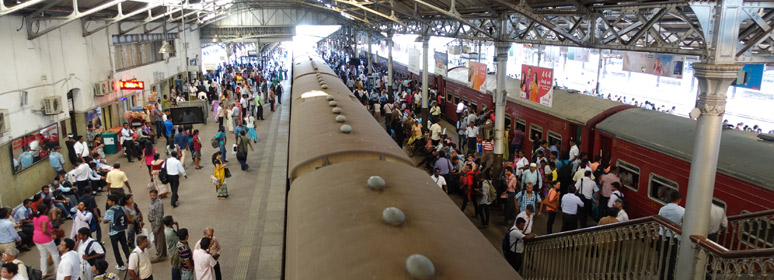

{"left": 600, "top": 134, "right": 613, "bottom": 166}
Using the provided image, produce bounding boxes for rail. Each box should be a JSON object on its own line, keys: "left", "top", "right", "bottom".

{"left": 716, "top": 209, "right": 774, "bottom": 250}
{"left": 522, "top": 215, "right": 682, "bottom": 279}
{"left": 691, "top": 235, "right": 774, "bottom": 279}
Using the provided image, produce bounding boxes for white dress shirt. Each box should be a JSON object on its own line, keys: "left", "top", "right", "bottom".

{"left": 74, "top": 141, "right": 89, "bottom": 157}
{"left": 73, "top": 163, "right": 91, "bottom": 182}
{"left": 575, "top": 177, "right": 599, "bottom": 200}
{"left": 508, "top": 226, "right": 526, "bottom": 253}
{"left": 165, "top": 157, "right": 186, "bottom": 176}
{"left": 616, "top": 209, "right": 629, "bottom": 222}
{"left": 128, "top": 247, "right": 152, "bottom": 279}
{"left": 430, "top": 175, "right": 446, "bottom": 189}
{"left": 561, "top": 194, "right": 584, "bottom": 215}
{"left": 708, "top": 204, "right": 728, "bottom": 234}
{"left": 608, "top": 190, "right": 624, "bottom": 209}
{"left": 56, "top": 251, "right": 81, "bottom": 280}
{"left": 120, "top": 128, "right": 133, "bottom": 142}
{"left": 515, "top": 211, "right": 535, "bottom": 234}
{"left": 658, "top": 203, "right": 685, "bottom": 237}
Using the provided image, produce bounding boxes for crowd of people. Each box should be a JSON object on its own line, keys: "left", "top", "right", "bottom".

{"left": 323, "top": 49, "right": 730, "bottom": 275}
{"left": 2, "top": 50, "right": 289, "bottom": 279}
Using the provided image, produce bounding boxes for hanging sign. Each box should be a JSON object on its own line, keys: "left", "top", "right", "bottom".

{"left": 119, "top": 79, "right": 145, "bottom": 90}
{"left": 408, "top": 49, "right": 420, "bottom": 74}
{"left": 468, "top": 62, "right": 487, "bottom": 91}
{"left": 519, "top": 64, "right": 554, "bottom": 107}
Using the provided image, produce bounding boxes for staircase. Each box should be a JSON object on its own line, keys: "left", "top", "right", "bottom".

{"left": 521, "top": 210, "right": 774, "bottom": 279}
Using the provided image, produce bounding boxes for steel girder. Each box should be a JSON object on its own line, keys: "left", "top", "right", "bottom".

{"left": 81, "top": 2, "right": 161, "bottom": 37}
{"left": 209, "top": 7, "right": 347, "bottom": 27}
{"left": 0, "top": 0, "right": 47, "bottom": 17}
{"left": 200, "top": 26, "right": 295, "bottom": 39}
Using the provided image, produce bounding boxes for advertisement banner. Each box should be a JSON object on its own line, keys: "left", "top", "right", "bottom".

{"left": 622, "top": 52, "right": 684, "bottom": 78}
{"left": 408, "top": 49, "right": 420, "bottom": 74}
{"left": 519, "top": 64, "right": 554, "bottom": 107}
{"left": 434, "top": 51, "right": 448, "bottom": 77}
{"left": 733, "top": 64, "right": 764, "bottom": 90}
{"left": 468, "top": 62, "right": 487, "bottom": 91}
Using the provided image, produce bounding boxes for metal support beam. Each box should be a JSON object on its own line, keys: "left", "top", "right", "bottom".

{"left": 493, "top": 41, "right": 509, "bottom": 179}
{"left": 367, "top": 32, "right": 373, "bottom": 75}
{"left": 414, "top": 0, "right": 493, "bottom": 40}
{"left": 0, "top": 0, "right": 47, "bottom": 17}
{"left": 676, "top": 1, "right": 744, "bottom": 279}
{"left": 420, "top": 36, "right": 429, "bottom": 126}
{"left": 387, "top": 32, "right": 394, "bottom": 96}
{"left": 488, "top": 0, "right": 583, "bottom": 45}
{"left": 335, "top": 0, "right": 404, "bottom": 25}
{"left": 118, "top": 7, "right": 182, "bottom": 34}
{"left": 82, "top": 2, "right": 161, "bottom": 37}
{"left": 27, "top": 0, "right": 125, "bottom": 40}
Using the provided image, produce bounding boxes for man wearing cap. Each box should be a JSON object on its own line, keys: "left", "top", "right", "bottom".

{"left": 520, "top": 163, "right": 542, "bottom": 190}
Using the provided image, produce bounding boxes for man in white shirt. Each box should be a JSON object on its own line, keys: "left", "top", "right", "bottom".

{"left": 165, "top": 151, "right": 187, "bottom": 208}
{"left": 506, "top": 217, "right": 537, "bottom": 273}
{"left": 429, "top": 122, "right": 442, "bottom": 146}
{"left": 430, "top": 168, "right": 447, "bottom": 193}
{"left": 607, "top": 182, "right": 624, "bottom": 209}
{"left": 657, "top": 191, "right": 684, "bottom": 280}
{"left": 708, "top": 203, "right": 728, "bottom": 242}
{"left": 128, "top": 236, "right": 152, "bottom": 280}
{"left": 513, "top": 150, "right": 529, "bottom": 178}
{"left": 614, "top": 199, "right": 629, "bottom": 222}
{"left": 515, "top": 204, "right": 536, "bottom": 234}
{"left": 120, "top": 123, "right": 138, "bottom": 162}
{"left": 455, "top": 101, "right": 466, "bottom": 120}
{"left": 57, "top": 239, "right": 81, "bottom": 280}
{"left": 465, "top": 122, "right": 478, "bottom": 154}
{"left": 561, "top": 186, "right": 585, "bottom": 231}
{"left": 568, "top": 138, "right": 579, "bottom": 162}
{"left": 73, "top": 136, "right": 90, "bottom": 161}
{"left": 193, "top": 237, "right": 218, "bottom": 280}
{"left": 72, "top": 158, "right": 92, "bottom": 189}
{"left": 76, "top": 228, "right": 104, "bottom": 280}
{"left": 574, "top": 171, "right": 598, "bottom": 228}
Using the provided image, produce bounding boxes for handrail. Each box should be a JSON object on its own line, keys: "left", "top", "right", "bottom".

{"left": 727, "top": 209, "right": 774, "bottom": 222}
{"left": 525, "top": 215, "right": 682, "bottom": 243}
{"left": 690, "top": 235, "right": 774, "bottom": 258}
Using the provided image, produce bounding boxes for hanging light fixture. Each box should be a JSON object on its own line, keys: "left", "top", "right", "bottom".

{"left": 213, "top": 35, "right": 222, "bottom": 43}
{"left": 159, "top": 40, "right": 176, "bottom": 54}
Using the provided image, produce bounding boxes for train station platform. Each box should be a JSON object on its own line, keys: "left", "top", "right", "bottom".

{"left": 14, "top": 78, "right": 291, "bottom": 280}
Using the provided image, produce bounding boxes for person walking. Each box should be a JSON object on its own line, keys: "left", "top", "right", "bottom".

{"left": 561, "top": 186, "right": 584, "bottom": 232}
{"left": 173, "top": 129, "right": 188, "bottom": 166}
{"left": 235, "top": 130, "right": 254, "bottom": 171}
{"left": 75, "top": 227, "right": 105, "bottom": 280}
{"left": 106, "top": 162, "right": 133, "bottom": 199}
{"left": 214, "top": 127, "right": 228, "bottom": 163}
{"left": 56, "top": 238, "right": 81, "bottom": 280}
{"left": 127, "top": 236, "right": 152, "bottom": 280}
{"left": 32, "top": 204, "right": 59, "bottom": 278}
{"left": 245, "top": 115, "right": 258, "bottom": 143}
{"left": 151, "top": 154, "right": 170, "bottom": 198}
{"left": 540, "top": 181, "right": 561, "bottom": 234}
{"left": 191, "top": 129, "right": 202, "bottom": 170}
{"left": 164, "top": 151, "right": 187, "bottom": 208}
{"left": 147, "top": 190, "right": 166, "bottom": 262}
{"left": 140, "top": 141, "right": 157, "bottom": 178}
{"left": 103, "top": 195, "right": 131, "bottom": 271}
{"left": 212, "top": 152, "right": 229, "bottom": 199}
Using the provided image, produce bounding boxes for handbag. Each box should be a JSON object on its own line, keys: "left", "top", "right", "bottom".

{"left": 158, "top": 159, "right": 169, "bottom": 184}
{"left": 224, "top": 168, "right": 232, "bottom": 178}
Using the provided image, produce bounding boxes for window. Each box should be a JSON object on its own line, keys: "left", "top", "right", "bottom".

{"left": 616, "top": 160, "right": 640, "bottom": 191}
{"left": 514, "top": 118, "right": 526, "bottom": 132}
{"left": 505, "top": 115, "right": 512, "bottom": 131}
{"left": 529, "top": 124, "right": 543, "bottom": 143}
{"left": 114, "top": 40, "right": 172, "bottom": 71}
{"left": 454, "top": 95, "right": 460, "bottom": 105}
{"left": 548, "top": 131, "right": 562, "bottom": 148}
{"left": 470, "top": 101, "right": 478, "bottom": 114}
{"left": 446, "top": 90, "right": 453, "bottom": 102}
{"left": 648, "top": 173, "right": 679, "bottom": 204}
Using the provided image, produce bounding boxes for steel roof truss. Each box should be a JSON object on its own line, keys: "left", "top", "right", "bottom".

{"left": 118, "top": 6, "right": 182, "bottom": 35}
{"left": 0, "top": 0, "right": 47, "bottom": 18}
{"left": 737, "top": 8, "right": 774, "bottom": 57}
{"left": 27, "top": 0, "right": 126, "bottom": 40}
{"left": 82, "top": 2, "right": 161, "bottom": 37}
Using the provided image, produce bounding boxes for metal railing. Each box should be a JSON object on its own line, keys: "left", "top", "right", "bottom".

{"left": 522, "top": 215, "right": 682, "bottom": 279}
{"left": 692, "top": 235, "right": 774, "bottom": 279}
{"left": 715, "top": 210, "right": 774, "bottom": 251}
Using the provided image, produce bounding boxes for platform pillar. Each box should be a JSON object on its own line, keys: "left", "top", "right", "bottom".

{"left": 421, "top": 36, "right": 429, "bottom": 126}
{"left": 676, "top": 63, "right": 741, "bottom": 279}
{"left": 387, "top": 32, "right": 394, "bottom": 96}
{"left": 367, "top": 32, "right": 373, "bottom": 75}
{"left": 493, "top": 42, "right": 509, "bottom": 178}
{"left": 353, "top": 28, "right": 358, "bottom": 60}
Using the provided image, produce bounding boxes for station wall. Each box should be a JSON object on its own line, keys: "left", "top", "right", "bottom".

{"left": 0, "top": 15, "right": 200, "bottom": 207}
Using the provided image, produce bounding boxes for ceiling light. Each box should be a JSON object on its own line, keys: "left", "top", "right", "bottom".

{"left": 213, "top": 35, "right": 222, "bottom": 43}
{"left": 158, "top": 41, "right": 176, "bottom": 54}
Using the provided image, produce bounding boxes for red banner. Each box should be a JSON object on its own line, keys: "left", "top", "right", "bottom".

{"left": 519, "top": 64, "right": 553, "bottom": 107}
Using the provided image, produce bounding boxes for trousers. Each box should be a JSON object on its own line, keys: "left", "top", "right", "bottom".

{"left": 561, "top": 213, "right": 578, "bottom": 232}
{"left": 154, "top": 228, "right": 167, "bottom": 258}
{"left": 168, "top": 175, "right": 180, "bottom": 206}
{"left": 109, "top": 231, "right": 131, "bottom": 267}
{"left": 35, "top": 241, "right": 59, "bottom": 275}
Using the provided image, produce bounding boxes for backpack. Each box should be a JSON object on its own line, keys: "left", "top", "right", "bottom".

{"left": 210, "top": 136, "right": 219, "bottom": 148}
{"left": 501, "top": 228, "right": 515, "bottom": 256}
{"left": 109, "top": 207, "right": 128, "bottom": 232}
{"left": 557, "top": 160, "right": 573, "bottom": 180}
{"left": 158, "top": 159, "right": 169, "bottom": 184}
{"left": 170, "top": 242, "right": 186, "bottom": 269}
{"left": 84, "top": 240, "right": 106, "bottom": 266}
{"left": 486, "top": 180, "right": 497, "bottom": 204}
{"left": 26, "top": 264, "right": 42, "bottom": 280}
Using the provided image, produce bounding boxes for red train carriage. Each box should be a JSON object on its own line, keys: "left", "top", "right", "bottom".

{"left": 443, "top": 66, "right": 630, "bottom": 160}
{"left": 594, "top": 108, "right": 774, "bottom": 218}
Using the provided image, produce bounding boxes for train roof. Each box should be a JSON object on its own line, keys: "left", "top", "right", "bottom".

{"left": 446, "top": 67, "right": 627, "bottom": 125}
{"left": 596, "top": 108, "right": 774, "bottom": 190}
{"left": 286, "top": 160, "right": 520, "bottom": 279}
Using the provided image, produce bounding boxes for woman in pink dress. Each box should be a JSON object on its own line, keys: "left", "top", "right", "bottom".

{"left": 32, "top": 204, "right": 59, "bottom": 278}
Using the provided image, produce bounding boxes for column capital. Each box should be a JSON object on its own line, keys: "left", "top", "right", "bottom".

{"left": 693, "top": 63, "right": 743, "bottom": 116}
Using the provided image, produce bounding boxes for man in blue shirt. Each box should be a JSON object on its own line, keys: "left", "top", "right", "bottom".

{"left": 19, "top": 146, "right": 34, "bottom": 169}
{"left": 215, "top": 127, "right": 228, "bottom": 163}
{"left": 164, "top": 116, "right": 175, "bottom": 141}
{"left": 49, "top": 146, "right": 65, "bottom": 172}
{"left": 0, "top": 208, "right": 21, "bottom": 253}
{"left": 233, "top": 120, "right": 245, "bottom": 142}
{"left": 657, "top": 191, "right": 684, "bottom": 280}
{"left": 174, "top": 128, "right": 188, "bottom": 165}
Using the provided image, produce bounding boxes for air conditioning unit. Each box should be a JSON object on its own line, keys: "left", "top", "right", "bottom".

{"left": 0, "top": 109, "right": 9, "bottom": 133}
{"left": 42, "top": 96, "right": 63, "bottom": 115}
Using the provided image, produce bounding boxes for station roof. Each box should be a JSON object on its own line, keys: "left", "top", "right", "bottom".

{"left": 596, "top": 108, "right": 774, "bottom": 190}
{"left": 445, "top": 66, "right": 628, "bottom": 125}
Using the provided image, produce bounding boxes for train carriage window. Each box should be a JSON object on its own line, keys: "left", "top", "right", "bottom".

{"left": 648, "top": 173, "right": 679, "bottom": 205}
{"left": 470, "top": 101, "right": 478, "bottom": 114}
{"left": 514, "top": 118, "right": 526, "bottom": 132}
{"left": 529, "top": 124, "right": 543, "bottom": 142}
{"left": 454, "top": 95, "right": 460, "bottom": 105}
{"left": 505, "top": 115, "right": 512, "bottom": 131}
{"left": 616, "top": 160, "right": 640, "bottom": 191}
{"left": 547, "top": 131, "right": 562, "bottom": 149}
{"left": 446, "top": 90, "right": 453, "bottom": 102}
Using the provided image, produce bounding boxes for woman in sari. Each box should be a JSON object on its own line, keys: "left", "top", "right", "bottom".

{"left": 212, "top": 152, "right": 229, "bottom": 199}
{"left": 529, "top": 72, "right": 539, "bottom": 102}
{"left": 150, "top": 153, "right": 170, "bottom": 198}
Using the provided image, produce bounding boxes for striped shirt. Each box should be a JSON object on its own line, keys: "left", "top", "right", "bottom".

{"left": 482, "top": 141, "right": 494, "bottom": 151}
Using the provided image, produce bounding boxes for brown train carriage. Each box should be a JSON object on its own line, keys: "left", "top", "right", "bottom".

{"left": 285, "top": 160, "right": 521, "bottom": 279}
{"left": 443, "top": 66, "right": 631, "bottom": 161}
{"left": 292, "top": 54, "right": 338, "bottom": 81}
{"left": 288, "top": 56, "right": 413, "bottom": 182}
{"left": 594, "top": 108, "right": 774, "bottom": 218}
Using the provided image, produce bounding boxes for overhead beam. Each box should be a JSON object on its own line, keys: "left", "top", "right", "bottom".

{"left": 82, "top": 2, "right": 161, "bottom": 37}
{"left": 0, "top": 0, "right": 47, "bottom": 17}
{"left": 118, "top": 7, "right": 182, "bottom": 34}
{"left": 334, "top": 0, "right": 403, "bottom": 25}
{"left": 488, "top": 0, "right": 582, "bottom": 44}
{"left": 414, "top": 0, "right": 493, "bottom": 39}
{"left": 26, "top": 0, "right": 125, "bottom": 40}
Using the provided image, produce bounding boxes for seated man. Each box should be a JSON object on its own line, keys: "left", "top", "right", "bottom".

{"left": 39, "top": 185, "right": 71, "bottom": 219}
{"left": 91, "top": 152, "right": 113, "bottom": 172}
